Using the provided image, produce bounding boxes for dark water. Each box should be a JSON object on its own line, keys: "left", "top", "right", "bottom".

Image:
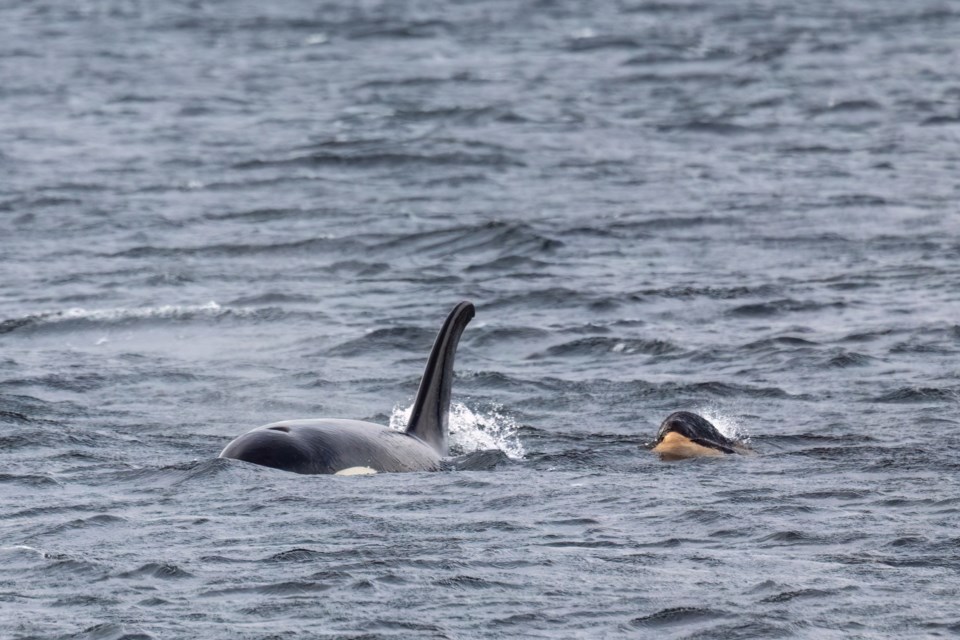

{"left": 3, "top": 0, "right": 960, "bottom": 637}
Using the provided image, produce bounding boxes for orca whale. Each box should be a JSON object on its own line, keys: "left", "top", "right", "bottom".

{"left": 220, "top": 301, "right": 475, "bottom": 474}
{"left": 650, "top": 411, "right": 748, "bottom": 460}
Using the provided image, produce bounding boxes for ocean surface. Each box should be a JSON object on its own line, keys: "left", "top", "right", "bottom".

{"left": 2, "top": 0, "right": 960, "bottom": 637}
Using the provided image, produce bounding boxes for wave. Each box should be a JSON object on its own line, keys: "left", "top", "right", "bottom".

{"left": 234, "top": 137, "right": 525, "bottom": 171}
{"left": 464, "top": 255, "right": 552, "bottom": 274}
{"left": 872, "top": 387, "right": 958, "bottom": 403}
{"left": 470, "top": 327, "right": 551, "bottom": 348}
{"left": 202, "top": 206, "right": 313, "bottom": 223}
{"left": 0, "top": 472, "right": 62, "bottom": 487}
{"left": 567, "top": 34, "right": 643, "bottom": 52}
{"left": 810, "top": 99, "right": 883, "bottom": 115}
{"left": 456, "top": 370, "right": 551, "bottom": 394}
{"left": 657, "top": 120, "right": 757, "bottom": 135}
{"left": 0, "top": 426, "right": 100, "bottom": 452}
{"left": 0, "top": 403, "right": 35, "bottom": 424}
{"left": 0, "top": 302, "right": 261, "bottom": 335}
{"left": 117, "top": 563, "right": 193, "bottom": 580}
{"left": 663, "top": 381, "right": 797, "bottom": 400}
{"left": 826, "top": 351, "right": 877, "bottom": 367}
{"left": 608, "top": 215, "right": 741, "bottom": 233}
{"left": 729, "top": 298, "right": 846, "bottom": 318}
{"left": 108, "top": 235, "right": 352, "bottom": 259}
{"left": 44, "top": 514, "right": 127, "bottom": 535}
{"left": 639, "top": 283, "right": 779, "bottom": 300}
{"left": 326, "top": 326, "right": 436, "bottom": 357}
{"left": 630, "top": 607, "right": 730, "bottom": 628}
{"left": 433, "top": 575, "right": 513, "bottom": 589}
{"left": 201, "top": 580, "right": 332, "bottom": 598}
{"left": 447, "top": 449, "right": 513, "bottom": 471}
{"left": 108, "top": 458, "right": 238, "bottom": 489}
{"left": 226, "top": 292, "right": 318, "bottom": 306}
{"left": 484, "top": 287, "right": 608, "bottom": 311}
{"left": 263, "top": 548, "right": 325, "bottom": 563}
{"left": 57, "top": 622, "right": 155, "bottom": 640}
{"left": 759, "top": 588, "right": 836, "bottom": 604}
{"left": 758, "top": 433, "right": 877, "bottom": 447}
{"left": 370, "top": 221, "right": 562, "bottom": 260}
{"left": 740, "top": 336, "right": 820, "bottom": 350}
{"left": 528, "top": 337, "right": 680, "bottom": 359}
{"left": 388, "top": 105, "right": 506, "bottom": 126}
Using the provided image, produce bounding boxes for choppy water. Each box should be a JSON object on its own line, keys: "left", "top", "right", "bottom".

{"left": 3, "top": 0, "right": 960, "bottom": 637}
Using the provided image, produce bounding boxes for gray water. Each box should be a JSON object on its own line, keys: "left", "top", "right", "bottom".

{"left": 2, "top": 1, "right": 960, "bottom": 637}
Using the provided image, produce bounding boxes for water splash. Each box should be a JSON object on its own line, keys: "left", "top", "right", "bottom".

{"left": 699, "top": 407, "right": 750, "bottom": 444}
{"left": 389, "top": 402, "right": 526, "bottom": 460}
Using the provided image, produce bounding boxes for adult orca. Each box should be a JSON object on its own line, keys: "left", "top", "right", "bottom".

{"left": 650, "top": 411, "right": 748, "bottom": 460}
{"left": 220, "top": 301, "right": 475, "bottom": 474}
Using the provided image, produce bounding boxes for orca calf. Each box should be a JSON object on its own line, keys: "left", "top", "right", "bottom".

{"left": 220, "top": 301, "right": 475, "bottom": 474}
{"left": 650, "top": 411, "right": 749, "bottom": 460}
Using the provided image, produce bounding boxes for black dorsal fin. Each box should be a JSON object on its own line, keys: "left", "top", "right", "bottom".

{"left": 405, "top": 301, "right": 475, "bottom": 455}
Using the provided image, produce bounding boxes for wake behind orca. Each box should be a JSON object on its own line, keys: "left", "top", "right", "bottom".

{"left": 220, "top": 301, "right": 475, "bottom": 474}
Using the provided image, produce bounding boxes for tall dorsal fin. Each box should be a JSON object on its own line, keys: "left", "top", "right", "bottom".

{"left": 405, "top": 301, "right": 475, "bottom": 455}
